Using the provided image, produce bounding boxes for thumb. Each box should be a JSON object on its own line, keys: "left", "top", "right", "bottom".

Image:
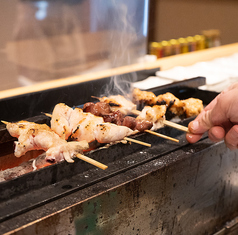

{"left": 189, "top": 109, "right": 214, "bottom": 134}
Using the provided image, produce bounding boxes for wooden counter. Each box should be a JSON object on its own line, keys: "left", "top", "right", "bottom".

{"left": 0, "top": 42, "right": 238, "bottom": 99}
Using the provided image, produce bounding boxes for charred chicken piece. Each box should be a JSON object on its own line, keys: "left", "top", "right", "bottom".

{"left": 69, "top": 113, "right": 104, "bottom": 143}
{"left": 156, "top": 92, "right": 185, "bottom": 118}
{"left": 6, "top": 120, "right": 51, "bottom": 138}
{"left": 132, "top": 88, "right": 204, "bottom": 119}
{"left": 51, "top": 103, "right": 137, "bottom": 144}
{"left": 97, "top": 95, "right": 137, "bottom": 115}
{"left": 137, "top": 105, "right": 167, "bottom": 130}
{"left": 5, "top": 121, "right": 89, "bottom": 163}
{"left": 132, "top": 88, "right": 157, "bottom": 106}
{"left": 181, "top": 98, "right": 203, "bottom": 118}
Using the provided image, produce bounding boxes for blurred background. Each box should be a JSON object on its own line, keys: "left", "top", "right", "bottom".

{"left": 0, "top": 0, "right": 148, "bottom": 90}
{"left": 0, "top": 0, "right": 238, "bottom": 91}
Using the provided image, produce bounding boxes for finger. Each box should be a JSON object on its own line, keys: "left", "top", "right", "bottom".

{"left": 224, "top": 125, "right": 238, "bottom": 150}
{"left": 186, "top": 133, "right": 203, "bottom": 143}
{"left": 188, "top": 109, "right": 213, "bottom": 134}
{"left": 208, "top": 126, "right": 225, "bottom": 142}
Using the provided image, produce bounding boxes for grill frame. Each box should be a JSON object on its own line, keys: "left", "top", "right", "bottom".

{"left": 2, "top": 75, "right": 233, "bottom": 234}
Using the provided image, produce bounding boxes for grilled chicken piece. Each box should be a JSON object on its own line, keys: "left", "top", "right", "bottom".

{"left": 132, "top": 88, "right": 157, "bottom": 106}
{"left": 6, "top": 121, "right": 51, "bottom": 138}
{"left": 137, "top": 105, "right": 166, "bottom": 130}
{"left": 5, "top": 121, "right": 89, "bottom": 163}
{"left": 156, "top": 92, "right": 185, "bottom": 117}
{"left": 132, "top": 88, "right": 203, "bottom": 119}
{"left": 98, "top": 95, "right": 137, "bottom": 115}
{"left": 51, "top": 103, "right": 135, "bottom": 143}
{"left": 70, "top": 113, "right": 104, "bottom": 143}
{"left": 94, "top": 123, "right": 135, "bottom": 143}
{"left": 51, "top": 103, "right": 105, "bottom": 142}
{"left": 50, "top": 103, "right": 74, "bottom": 139}
{"left": 181, "top": 98, "right": 203, "bottom": 118}
{"left": 45, "top": 141, "right": 89, "bottom": 163}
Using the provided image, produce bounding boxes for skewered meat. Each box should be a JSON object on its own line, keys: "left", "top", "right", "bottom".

{"left": 91, "top": 94, "right": 168, "bottom": 131}
{"left": 101, "top": 110, "right": 124, "bottom": 125}
{"left": 83, "top": 102, "right": 125, "bottom": 125}
{"left": 5, "top": 121, "right": 89, "bottom": 163}
{"left": 83, "top": 102, "right": 111, "bottom": 116}
{"left": 94, "top": 123, "right": 135, "bottom": 143}
{"left": 97, "top": 95, "right": 137, "bottom": 115}
{"left": 122, "top": 116, "right": 137, "bottom": 130}
{"left": 156, "top": 92, "right": 185, "bottom": 117}
{"left": 134, "top": 119, "right": 153, "bottom": 132}
{"left": 132, "top": 88, "right": 157, "bottom": 106}
{"left": 51, "top": 103, "right": 137, "bottom": 144}
{"left": 45, "top": 141, "right": 89, "bottom": 163}
{"left": 6, "top": 120, "right": 50, "bottom": 138}
{"left": 137, "top": 105, "right": 166, "bottom": 130}
{"left": 90, "top": 96, "right": 165, "bottom": 131}
{"left": 50, "top": 103, "right": 73, "bottom": 140}
{"left": 51, "top": 103, "right": 104, "bottom": 142}
{"left": 181, "top": 98, "right": 203, "bottom": 118}
{"left": 83, "top": 101, "right": 154, "bottom": 132}
{"left": 70, "top": 113, "right": 104, "bottom": 143}
{"left": 132, "top": 88, "right": 203, "bottom": 118}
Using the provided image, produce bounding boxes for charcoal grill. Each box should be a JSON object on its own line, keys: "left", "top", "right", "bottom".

{"left": 0, "top": 73, "right": 238, "bottom": 235}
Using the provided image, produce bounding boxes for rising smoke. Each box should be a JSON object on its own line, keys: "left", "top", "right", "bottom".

{"left": 100, "top": 0, "right": 148, "bottom": 99}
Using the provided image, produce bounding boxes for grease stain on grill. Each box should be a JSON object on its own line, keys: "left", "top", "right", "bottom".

{"left": 139, "top": 151, "right": 147, "bottom": 154}
{"left": 153, "top": 161, "right": 164, "bottom": 167}
{"left": 127, "top": 160, "right": 135, "bottom": 164}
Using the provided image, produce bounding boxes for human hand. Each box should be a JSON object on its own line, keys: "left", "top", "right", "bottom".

{"left": 186, "top": 82, "right": 238, "bottom": 149}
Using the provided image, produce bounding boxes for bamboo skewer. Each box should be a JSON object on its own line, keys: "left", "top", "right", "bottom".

{"left": 144, "top": 130, "right": 179, "bottom": 143}
{"left": 44, "top": 113, "right": 52, "bottom": 118}
{"left": 124, "top": 137, "right": 151, "bottom": 147}
{"left": 1, "top": 120, "right": 8, "bottom": 125}
{"left": 163, "top": 120, "right": 189, "bottom": 133}
{"left": 76, "top": 154, "right": 108, "bottom": 170}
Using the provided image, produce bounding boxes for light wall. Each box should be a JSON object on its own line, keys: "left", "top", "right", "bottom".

{"left": 149, "top": 0, "right": 238, "bottom": 45}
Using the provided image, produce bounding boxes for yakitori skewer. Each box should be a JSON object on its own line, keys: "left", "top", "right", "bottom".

{"left": 45, "top": 108, "right": 151, "bottom": 147}
{"left": 89, "top": 97, "right": 180, "bottom": 143}
{"left": 2, "top": 120, "right": 108, "bottom": 170}
{"left": 130, "top": 110, "right": 189, "bottom": 133}
{"left": 132, "top": 88, "right": 203, "bottom": 119}
{"left": 96, "top": 93, "right": 191, "bottom": 134}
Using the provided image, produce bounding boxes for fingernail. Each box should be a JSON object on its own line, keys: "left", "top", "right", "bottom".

{"left": 191, "top": 120, "right": 199, "bottom": 131}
